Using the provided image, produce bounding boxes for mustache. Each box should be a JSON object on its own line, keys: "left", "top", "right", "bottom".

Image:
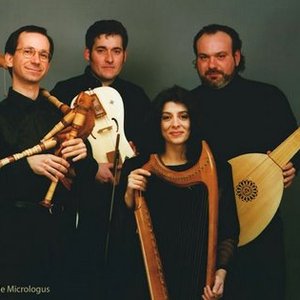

{"left": 205, "top": 69, "right": 225, "bottom": 76}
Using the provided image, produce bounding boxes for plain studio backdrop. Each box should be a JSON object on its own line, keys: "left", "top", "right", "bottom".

{"left": 0, "top": 1, "right": 299, "bottom": 299}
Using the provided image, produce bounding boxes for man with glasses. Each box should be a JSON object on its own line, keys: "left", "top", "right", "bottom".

{"left": 0, "top": 25, "right": 97, "bottom": 298}
{"left": 15, "top": 47, "right": 51, "bottom": 62}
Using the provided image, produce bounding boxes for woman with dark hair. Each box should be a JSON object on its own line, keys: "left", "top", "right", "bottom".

{"left": 114, "top": 85, "right": 239, "bottom": 300}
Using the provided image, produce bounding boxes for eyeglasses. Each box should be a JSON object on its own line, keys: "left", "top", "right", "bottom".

{"left": 15, "top": 47, "right": 51, "bottom": 62}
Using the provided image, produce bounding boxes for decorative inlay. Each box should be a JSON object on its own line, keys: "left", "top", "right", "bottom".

{"left": 236, "top": 179, "right": 258, "bottom": 202}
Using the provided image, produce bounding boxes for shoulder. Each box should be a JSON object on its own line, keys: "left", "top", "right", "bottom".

{"left": 0, "top": 98, "right": 10, "bottom": 117}
{"left": 122, "top": 154, "right": 151, "bottom": 172}
{"left": 236, "top": 76, "right": 286, "bottom": 96}
{"left": 54, "top": 73, "right": 86, "bottom": 89}
{"left": 51, "top": 73, "right": 88, "bottom": 104}
{"left": 114, "top": 78, "right": 150, "bottom": 101}
{"left": 115, "top": 77, "right": 145, "bottom": 92}
{"left": 190, "top": 85, "right": 202, "bottom": 94}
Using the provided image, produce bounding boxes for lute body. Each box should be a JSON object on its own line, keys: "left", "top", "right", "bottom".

{"left": 229, "top": 127, "right": 300, "bottom": 246}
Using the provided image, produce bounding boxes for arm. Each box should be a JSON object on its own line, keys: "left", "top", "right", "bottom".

{"left": 202, "top": 162, "right": 240, "bottom": 299}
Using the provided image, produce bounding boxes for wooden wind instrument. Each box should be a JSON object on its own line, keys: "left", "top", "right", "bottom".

{"left": 40, "top": 91, "right": 94, "bottom": 208}
{"left": 0, "top": 89, "right": 95, "bottom": 209}
{"left": 0, "top": 91, "right": 76, "bottom": 169}
{"left": 0, "top": 138, "right": 57, "bottom": 169}
{"left": 133, "top": 141, "right": 219, "bottom": 300}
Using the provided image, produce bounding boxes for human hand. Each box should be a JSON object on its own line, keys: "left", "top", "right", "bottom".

{"left": 60, "top": 138, "right": 87, "bottom": 162}
{"left": 95, "top": 162, "right": 114, "bottom": 183}
{"left": 202, "top": 269, "right": 226, "bottom": 300}
{"left": 127, "top": 168, "right": 151, "bottom": 191}
{"left": 129, "top": 140, "right": 137, "bottom": 155}
{"left": 282, "top": 161, "right": 296, "bottom": 188}
{"left": 27, "top": 154, "right": 70, "bottom": 182}
{"left": 125, "top": 168, "right": 151, "bottom": 208}
{"left": 267, "top": 150, "right": 296, "bottom": 189}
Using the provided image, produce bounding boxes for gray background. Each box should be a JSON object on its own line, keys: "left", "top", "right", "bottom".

{"left": 0, "top": 0, "right": 299, "bottom": 299}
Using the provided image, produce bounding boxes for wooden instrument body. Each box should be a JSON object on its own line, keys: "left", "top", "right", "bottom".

{"left": 71, "top": 86, "right": 134, "bottom": 164}
{"left": 229, "top": 127, "right": 300, "bottom": 246}
{"left": 134, "top": 141, "right": 219, "bottom": 300}
{"left": 229, "top": 153, "right": 283, "bottom": 246}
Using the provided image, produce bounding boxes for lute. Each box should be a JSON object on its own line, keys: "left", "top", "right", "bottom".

{"left": 229, "top": 127, "right": 300, "bottom": 246}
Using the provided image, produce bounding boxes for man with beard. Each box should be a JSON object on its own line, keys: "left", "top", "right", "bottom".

{"left": 191, "top": 24, "right": 300, "bottom": 300}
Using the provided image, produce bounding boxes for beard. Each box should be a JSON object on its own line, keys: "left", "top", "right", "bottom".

{"left": 200, "top": 68, "right": 236, "bottom": 89}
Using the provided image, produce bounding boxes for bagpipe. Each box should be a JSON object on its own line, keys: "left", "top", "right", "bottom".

{"left": 0, "top": 88, "right": 95, "bottom": 209}
{"left": 0, "top": 53, "right": 134, "bottom": 211}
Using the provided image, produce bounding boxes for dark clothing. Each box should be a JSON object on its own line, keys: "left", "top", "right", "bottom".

{"left": 51, "top": 67, "right": 151, "bottom": 299}
{"left": 110, "top": 153, "right": 239, "bottom": 300}
{"left": 0, "top": 88, "right": 97, "bottom": 299}
{"left": 191, "top": 75, "right": 300, "bottom": 300}
{"left": 51, "top": 66, "right": 151, "bottom": 152}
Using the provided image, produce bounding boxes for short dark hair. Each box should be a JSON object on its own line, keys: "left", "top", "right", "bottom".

{"left": 5, "top": 25, "right": 54, "bottom": 61}
{"left": 193, "top": 24, "right": 245, "bottom": 72}
{"left": 85, "top": 20, "right": 128, "bottom": 51}
{"left": 146, "top": 85, "right": 201, "bottom": 162}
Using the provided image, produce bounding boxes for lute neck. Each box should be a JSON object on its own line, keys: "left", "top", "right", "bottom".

{"left": 269, "top": 127, "right": 300, "bottom": 168}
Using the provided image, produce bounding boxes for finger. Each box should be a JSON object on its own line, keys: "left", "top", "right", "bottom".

{"left": 61, "top": 138, "right": 83, "bottom": 147}
{"left": 128, "top": 177, "right": 147, "bottom": 191}
{"left": 282, "top": 161, "right": 293, "bottom": 171}
{"left": 47, "top": 158, "right": 69, "bottom": 173}
{"left": 71, "top": 151, "right": 87, "bottom": 162}
{"left": 132, "top": 169, "right": 151, "bottom": 177}
{"left": 49, "top": 155, "right": 70, "bottom": 168}
{"left": 61, "top": 144, "right": 86, "bottom": 157}
{"left": 45, "top": 163, "right": 66, "bottom": 180}
{"left": 44, "top": 172, "right": 58, "bottom": 182}
{"left": 42, "top": 166, "right": 59, "bottom": 182}
{"left": 62, "top": 148, "right": 87, "bottom": 160}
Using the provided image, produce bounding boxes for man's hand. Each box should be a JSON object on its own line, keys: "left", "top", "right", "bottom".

{"left": 60, "top": 138, "right": 87, "bottom": 162}
{"left": 27, "top": 154, "right": 70, "bottom": 182}
{"left": 268, "top": 150, "right": 296, "bottom": 188}
{"left": 282, "top": 161, "right": 296, "bottom": 188}
{"left": 95, "top": 162, "right": 114, "bottom": 183}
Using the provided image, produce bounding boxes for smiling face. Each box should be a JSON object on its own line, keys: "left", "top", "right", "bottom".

{"left": 160, "top": 101, "right": 191, "bottom": 147}
{"left": 195, "top": 31, "right": 240, "bottom": 89}
{"left": 84, "top": 34, "right": 127, "bottom": 86}
{"left": 5, "top": 31, "right": 51, "bottom": 87}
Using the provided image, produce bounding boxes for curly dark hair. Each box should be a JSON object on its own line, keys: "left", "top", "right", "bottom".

{"left": 145, "top": 85, "right": 201, "bottom": 162}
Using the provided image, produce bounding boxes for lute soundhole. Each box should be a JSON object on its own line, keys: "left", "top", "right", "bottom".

{"left": 236, "top": 179, "right": 258, "bottom": 202}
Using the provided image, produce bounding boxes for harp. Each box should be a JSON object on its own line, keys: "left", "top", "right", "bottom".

{"left": 133, "top": 141, "right": 219, "bottom": 300}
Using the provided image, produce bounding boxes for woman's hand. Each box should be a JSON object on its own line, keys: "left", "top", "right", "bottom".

{"left": 202, "top": 269, "right": 227, "bottom": 299}
{"left": 125, "top": 168, "right": 151, "bottom": 208}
